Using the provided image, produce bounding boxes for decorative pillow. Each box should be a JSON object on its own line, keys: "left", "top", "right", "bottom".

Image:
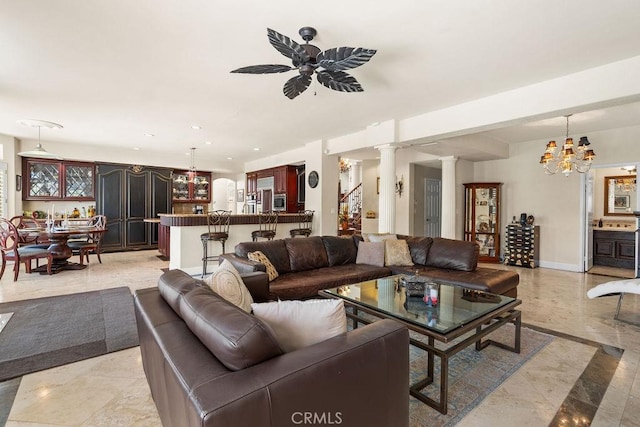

{"left": 180, "top": 286, "right": 282, "bottom": 371}
{"left": 251, "top": 299, "right": 346, "bottom": 352}
{"left": 204, "top": 259, "right": 254, "bottom": 312}
{"left": 248, "top": 251, "right": 279, "bottom": 281}
{"left": 366, "top": 233, "right": 398, "bottom": 243}
{"left": 384, "top": 239, "right": 414, "bottom": 266}
{"left": 355, "top": 241, "right": 385, "bottom": 267}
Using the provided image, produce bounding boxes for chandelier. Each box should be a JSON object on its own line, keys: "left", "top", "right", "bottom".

{"left": 339, "top": 158, "right": 352, "bottom": 173}
{"left": 539, "top": 115, "right": 596, "bottom": 176}
{"left": 614, "top": 177, "right": 636, "bottom": 193}
{"left": 17, "top": 119, "right": 64, "bottom": 160}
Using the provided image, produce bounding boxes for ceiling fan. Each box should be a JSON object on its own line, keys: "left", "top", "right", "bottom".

{"left": 231, "top": 27, "right": 376, "bottom": 99}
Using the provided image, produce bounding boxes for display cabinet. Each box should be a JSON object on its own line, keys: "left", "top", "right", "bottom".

{"left": 23, "top": 158, "right": 95, "bottom": 201}
{"left": 463, "top": 183, "right": 501, "bottom": 263}
{"left": 504, "top": 224, "right": 540, "bottom": 268}
{"left": 172, "top": 170, "right": 211, "bottom": 203}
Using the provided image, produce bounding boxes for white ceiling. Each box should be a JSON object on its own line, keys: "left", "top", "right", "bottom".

{"left": 1, "top": 0, "right": 640, "bottom": 172}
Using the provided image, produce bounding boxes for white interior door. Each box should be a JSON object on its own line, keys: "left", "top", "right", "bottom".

{"left": 424, "top": 178, "right": 441, "bottom": 237}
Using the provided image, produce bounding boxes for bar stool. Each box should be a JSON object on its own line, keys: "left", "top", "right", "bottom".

{"left": 289, "top": 210, "right": 314, "bottom": 237}
{"left": 251, "top": 211, "right": 278, "bottom": 241}
{"left": 201, "top": 210, "right": 231, "bottom": 277}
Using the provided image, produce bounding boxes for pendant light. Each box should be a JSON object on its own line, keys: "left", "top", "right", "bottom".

{"left": 17, "top": 119, "right": 64, "bottom": 160}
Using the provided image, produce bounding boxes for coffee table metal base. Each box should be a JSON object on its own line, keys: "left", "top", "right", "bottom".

{"left": 340, "top": 305, "right": 521, "bottom": 415}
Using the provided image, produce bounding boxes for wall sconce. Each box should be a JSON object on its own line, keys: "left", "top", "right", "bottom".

{"left": 395, "top": 175, "right": 404, "bottom": 197}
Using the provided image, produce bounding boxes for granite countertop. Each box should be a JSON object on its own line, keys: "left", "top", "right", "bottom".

{"left": 158, "top": 213, "right": 300, "bottom": 217}
{"left": 594, "top": 227, "right": 635, "bottom": 232}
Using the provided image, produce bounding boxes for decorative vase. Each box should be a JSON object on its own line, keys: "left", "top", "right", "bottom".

{"left": 341, "top": 221, "right": 348, "bottom": 230}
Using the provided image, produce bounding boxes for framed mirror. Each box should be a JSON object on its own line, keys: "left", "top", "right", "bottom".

{"left": 604, "top": 175, "right": 637, "bottom": 216}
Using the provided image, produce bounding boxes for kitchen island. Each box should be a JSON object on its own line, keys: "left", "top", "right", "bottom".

{"left": 158, "top": 213, "right": 311, "bottom": 275}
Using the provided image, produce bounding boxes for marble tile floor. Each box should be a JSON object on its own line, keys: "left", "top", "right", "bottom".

{"left": 0, "top": 251, "right": 639, "bottom": 426}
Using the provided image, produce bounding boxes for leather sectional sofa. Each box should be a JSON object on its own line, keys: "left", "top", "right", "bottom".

{"left": 134, "top": 269, "right": 410, "bottom": 427}
{"left": 219, "top": 235, "right": 519, "bottom": 300}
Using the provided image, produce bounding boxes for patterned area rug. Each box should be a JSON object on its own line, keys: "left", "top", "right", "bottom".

{"left": 408, "top": 324, "right": 554, "bottom": 426}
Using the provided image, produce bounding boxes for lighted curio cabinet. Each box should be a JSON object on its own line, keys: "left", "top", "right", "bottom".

{"left": 463, "top": 183, "right": 502, "bottom": 263}
{"left": 172, "top": 170, "right": 211, "bottom": 203}
{"left": 22, "top": 158, "right": 95, "bottom": 201}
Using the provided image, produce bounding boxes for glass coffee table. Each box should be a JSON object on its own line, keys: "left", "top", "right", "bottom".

{"left": 319, "top": 275, "right": 522, "bottom": 414}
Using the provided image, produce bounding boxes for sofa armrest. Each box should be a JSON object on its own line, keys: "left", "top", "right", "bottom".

{"left": 219, "top": 253, "right": 266, "bottom": 274}
{"left": 240, "top": 271, "right": 270, "bottom": 303}
{"left": 191, "top": 319, "right": 409, "bottom": 427}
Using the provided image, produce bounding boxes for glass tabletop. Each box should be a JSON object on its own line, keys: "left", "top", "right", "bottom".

{"left": 322, "top": 275, "right": 518, "bottom": 335}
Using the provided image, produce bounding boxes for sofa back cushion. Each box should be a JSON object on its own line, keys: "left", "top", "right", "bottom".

{"left": 158, "top": 269, "right": 203, "bottom": 313}
{"left": 179, "top": 286, "right": 283, "bottom": 371}
{"left": 426, "top": 238, "right": 478, "bottom": 271}
{"left": 235, "top": 240, "right": 291, "bottom": 274}
{"left": 397, "top": 235, "right": 434, "bottom": 265}
{"left": 285, "top": 236, "right": 329, "bottom": 271}
{"left": 322, "top": 236, "right": 358, "bottom": 266}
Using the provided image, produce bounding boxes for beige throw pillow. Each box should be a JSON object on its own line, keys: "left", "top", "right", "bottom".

{"left": 251, "top": 299, "right": 346, "bottom": 352}
{"left": 248, "top": 250, "right": 279, "bottom": 281}
{"left": 366, "top": 233, "right": 398, "bottom": 243}
{"left": 355, "top": 241, "right": 385, "bottom": 267}
{"left": 384, "top": 239, "right": 414, "bottom": 266}
{"left": 204, "top": 259, "right": 254, "bottom": 312}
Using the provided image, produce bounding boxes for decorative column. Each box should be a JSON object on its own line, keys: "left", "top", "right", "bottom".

{"left": 377, "top": 144, "right": 397, "bottom": 233}
{"left": 440, "top": 156, "right": 458, "bottom": 239}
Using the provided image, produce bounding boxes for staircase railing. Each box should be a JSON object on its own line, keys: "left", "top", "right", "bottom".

{"left": 339, "top": 183, "right": 362, "bottom": 231}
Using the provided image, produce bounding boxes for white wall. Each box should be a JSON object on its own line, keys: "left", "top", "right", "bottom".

{"left": 473, "top": 125, "right": 640, "bottom": 271}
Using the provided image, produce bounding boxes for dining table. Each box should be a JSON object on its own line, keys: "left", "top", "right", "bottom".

{"left": 18, "top": 224, "right": 105, "bottom": 274}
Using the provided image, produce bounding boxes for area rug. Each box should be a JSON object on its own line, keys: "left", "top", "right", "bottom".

{"left": 0, "top": 287, "right": 138, "bottom": 382}
{"left": 408, "top": 324, "right": 554, "bottom": 426}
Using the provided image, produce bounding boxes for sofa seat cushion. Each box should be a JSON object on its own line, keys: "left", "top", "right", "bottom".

{"left": 426, "top": 238, "right": 479, "bottom": 271}
{"left": 390, "top": 266, "right": 519, "bottom": 297}
{"left": 269, "top": 264, "right": 392, "bottom": 300}
{"left": 235, "top": 240, "right": 291, "bottom": 274}
{"left": 285, "top": 236, "right": 329, "bottom": 272}
{"left": 180, "top": 286, "right": 283, "bottom": 371}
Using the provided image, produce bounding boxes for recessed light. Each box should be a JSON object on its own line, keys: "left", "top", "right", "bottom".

{"left": 205, "top": 141, "right": 212, "bottom": 145}
{"left": 133, "top": 147, "right": 140, "bottom": 151}
{"left": 253, "top": 147, "right": 260, "bottom": 151}
{"left": 226, "top": 157, "right": 233, "bottom": 160}
{"left": 191, "top": 125, "right": 201, "bottom": 130}
{"left": 144, "top": 133, "right": 154, "bottom": 137}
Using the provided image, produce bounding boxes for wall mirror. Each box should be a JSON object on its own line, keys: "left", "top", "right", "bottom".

{"left": 604, "top": 175, "right": 637, "bottom": 216}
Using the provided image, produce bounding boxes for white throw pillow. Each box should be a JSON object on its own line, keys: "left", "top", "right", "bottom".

{"left": 251, "top": 299, "right": 346, "bottom": 352}
{"left": 204, "top": 259, "right": 254, "bottom": 313}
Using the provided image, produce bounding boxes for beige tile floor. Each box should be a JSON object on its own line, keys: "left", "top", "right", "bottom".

{"left": 1, "top": 251, "right": 639, "bottom": 426}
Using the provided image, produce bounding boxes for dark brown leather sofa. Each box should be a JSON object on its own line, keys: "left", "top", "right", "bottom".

{"left": 219, "top": 235, "right": 519, "bottom": 300}
{"left": 134, "top": 269, "right": 410, "bottom": 427}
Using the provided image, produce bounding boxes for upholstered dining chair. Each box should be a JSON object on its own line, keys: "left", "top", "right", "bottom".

{"left": 0, "top": 218, "right": 52, "bottom": 281}
{"left": 201, "top": 210, "right": 231, "bottom": 277}
{"left": 68, "top": 215, "right": 107, "bottom": 265}
{"left": 289, "top": 210, "right": 314, "bottom": 238}
{"left": 251, "top": 211, "right": 278, "bottom": 242}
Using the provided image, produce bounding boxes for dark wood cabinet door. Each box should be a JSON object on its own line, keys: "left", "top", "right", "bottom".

{"left": 125, "top": 170, "right": 148, "bottom": 247}
{"left": 150, "top": 170, "right": 172, "bottom": 244}
{"left": 97, "top": 165, "right": 124, "bottom": 250}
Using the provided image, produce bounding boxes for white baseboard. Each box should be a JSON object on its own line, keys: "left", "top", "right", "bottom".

{"left": 538, "top": 260, "right": 582, "bottom": 272}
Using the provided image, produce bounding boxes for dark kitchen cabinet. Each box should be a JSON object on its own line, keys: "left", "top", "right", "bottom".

{"left": 23, "top": 158, "right": 95, "bottom": 201}
{"left": 593, "top": 230, "right": 635, "bottom": 269}
{"left": 96, "top": 163, "right": 172, "bottom": 252}
{"left": 172, "top": 170, "right": 211, "bottom": 203}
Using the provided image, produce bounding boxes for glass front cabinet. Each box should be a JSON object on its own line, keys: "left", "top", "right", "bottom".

{"left": 463, "top": 182, "right": 502, "bottom": 263}
{"left": 23, "top": 158, "right": 95, "bottom": 201}
{"left": 172, "top": 170, "right": 211, "bottom": 203}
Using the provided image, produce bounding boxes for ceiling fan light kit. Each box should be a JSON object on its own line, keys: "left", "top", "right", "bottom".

{"left": 231, "top": 27, "right": 377, "bottom": 99}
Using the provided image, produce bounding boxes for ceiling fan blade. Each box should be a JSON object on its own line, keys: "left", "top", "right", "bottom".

{"left": 283, "top": 74, "right": 312, "bottom": 99}
{"left": 267, "top": 28, "right": 310, "bottom": 67}
{"left": 316, "top": 47, "right": 377, "bottom": 71}
{"left": 316, "top": 70, "right": 363, "bottom": 93}
{"left": 231, "top": 64, "right": 294, "bottom": 74}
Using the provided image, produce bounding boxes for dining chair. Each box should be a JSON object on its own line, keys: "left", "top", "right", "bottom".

{"left": 289, "top": 210, "right": 314, "bottom": 238}
{"left": 251, "top": 211, "right": 278, "bottom": 242}
{"left": 9, "top": 216, "right": 41, "bottom": 246}
{"left": 68, "top": 215, "right": 108, "bottom": 265}
{"left": 201, "top": 210, "right": 231, "bottom": 277}
{"left": 0, "top": 218, "right": 52, "bottom": 281}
